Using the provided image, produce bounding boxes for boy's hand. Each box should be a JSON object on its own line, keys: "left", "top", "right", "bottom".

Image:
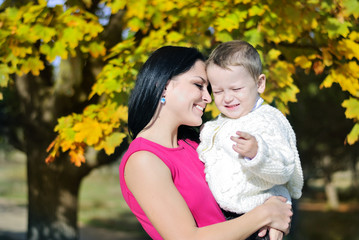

{"left": 257, "top": 226, "right": 284, "bottom": 240}
{"left": 231, "top": 131, "right": 258, "bottom": 159}
{"left": 269, "top": 227, "right": 284, "bottom": 240}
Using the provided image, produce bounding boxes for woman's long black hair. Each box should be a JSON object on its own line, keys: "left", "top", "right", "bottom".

{"left": 128, "top": 46, "right": 205, "bottom": 141}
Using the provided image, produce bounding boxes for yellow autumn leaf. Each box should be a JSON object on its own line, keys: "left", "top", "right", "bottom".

{"left": 266, "top": 49, "right": 282, "bottom": 62}
{"left": 294, "top": 55, "right": 312, "bottom": 70}
{"left": 321, "top": 64, "right": 359, "bottom": 97}
{"left": 349, "top": 31, "right": 359, "bottom": 41}
{"left": 20, "top": 56, "right": 45, "bottom": 76}
{"left": 321, "top": 48, "right": 333, "bottom": 66}
{"left": 205, "top": 101, "right": 220, "bottom": 118}
{"left": 342, "top": 97, "right": 359, "bottom": 119}
{"left": 88, "top": 41, "right": 106, "bottom": 58}
{"left": 60, "top": 139, "right": 75, "bottom": 152}
{"left": 338, "top": 63, "right": 359, "bottom": 97}
{"left": 346, "top": 61, "right": 359, "bottom": 79}
{"left": 311, "top": 18, "right": 318, "bottom": 29}
{"left": 313, "top": 61, "right": 325, "bottom": 75}
{"left": 96, "top": 132, "right": 127, "bottom": 155}
{"left": 126, "top": 0, "right": 147, "bottom": 19}
{"left": 69, "top": 147, "right": 85, "bottom": 167}
{"left": 10, "top": 45, "right": 32, "bottom": 58}
{"left": 166, "top": 31, "right": 184, "bottom": 43}
{"left": 270, "top": 61, "right": 295, "bottom": 88}
{"left": 320, "top": 72, "right": 335, "bottom": 89}
{"left": 73, "top": 117, "right": 103, "bottom": 145}
{"left": 337, "top": 39, "right": 359, "bottom": 60}
{"left": 116, "top": 105, "right": 128, "bottom": 122}
{"left": 346, "top": 123, "right": 359, "bottom": 145}
{"left": 106, "top": 0, "right": 127, "bottom": 13}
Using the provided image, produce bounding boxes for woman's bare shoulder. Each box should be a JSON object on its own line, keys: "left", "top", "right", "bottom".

{"left": 125, "top": 150, "right": 170, "bottom": 183}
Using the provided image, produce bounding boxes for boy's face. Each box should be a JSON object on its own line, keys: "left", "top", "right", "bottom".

{"left": 207, "top": 64, "right": 265, "bottom": 119}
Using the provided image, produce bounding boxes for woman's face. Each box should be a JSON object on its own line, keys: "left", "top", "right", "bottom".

{"left": 164, "top": 60, "right": 212, "bottom": 127}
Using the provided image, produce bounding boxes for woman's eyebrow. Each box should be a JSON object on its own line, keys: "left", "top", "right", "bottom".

{"left": 195, "top": 76, "right": 208, "bottom": 83}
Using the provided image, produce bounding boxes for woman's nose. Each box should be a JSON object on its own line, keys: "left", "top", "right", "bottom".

{"left": 203, "top": 88, "right": 212, "bottom": 103}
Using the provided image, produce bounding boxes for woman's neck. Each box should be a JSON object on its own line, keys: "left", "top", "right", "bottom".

{"left": 137, "top": 125, "right": 179, "bottom": 148}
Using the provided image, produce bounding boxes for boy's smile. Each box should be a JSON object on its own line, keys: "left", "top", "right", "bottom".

{"left": 207, "top": 64, "right": 265, "bottom": 119}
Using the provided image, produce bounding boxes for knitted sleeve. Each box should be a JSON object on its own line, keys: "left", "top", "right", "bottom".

{"left": 228, "top": 105, "right": 303, "bottom": 198}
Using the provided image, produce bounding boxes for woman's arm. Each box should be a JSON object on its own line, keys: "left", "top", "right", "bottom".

{"left": 125, "top": 151, "right": 292, "bottom": 240}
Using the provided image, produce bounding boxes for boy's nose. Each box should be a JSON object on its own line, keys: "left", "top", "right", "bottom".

{"left": 224, "top": 93, "right": 233, "bottom": 102}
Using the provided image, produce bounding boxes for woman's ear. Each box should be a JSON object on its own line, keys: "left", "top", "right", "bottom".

{"left": 257, "top": 74, "right": 266, "bottom": 94}
{"left": 161, "top": 83, "right": 168, "bottom": 98}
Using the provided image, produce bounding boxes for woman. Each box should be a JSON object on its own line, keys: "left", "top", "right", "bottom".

{"left": 119, "top": 46, "right": 292, "bottom": 240}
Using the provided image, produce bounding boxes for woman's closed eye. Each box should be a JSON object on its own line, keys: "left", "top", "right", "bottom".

{"left": 195, "top": 83, "right": 204, "bottom": 90}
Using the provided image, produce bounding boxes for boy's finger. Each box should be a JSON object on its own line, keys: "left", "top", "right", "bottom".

{"left": 257, "top": 227, "right": 268, "bottom": 237}
{"left": 236, "top": 131, "right": 251, "bottom": 139}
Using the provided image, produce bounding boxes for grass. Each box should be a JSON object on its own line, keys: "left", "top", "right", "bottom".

{"left": 1, "top": 148, "right": 359, "bottom": 240}
{"left": 0, "top": 151, "right": 27, "bottom": 206}
{"left": 78, "top": 163, "right": 148, "bottom": 236}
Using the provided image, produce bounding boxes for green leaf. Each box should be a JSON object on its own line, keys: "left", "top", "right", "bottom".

{"left": 33, "top": 24, "right": 56, "bottom": 43}
{"left": 325, "top": 18, "right": 352, "bottom": 39}
{"left": 0, "top": 64, "right": 10, "bottom": 87}
{"left": 20, "top": 56, "right": 45, "bottom": 76}
{"left": 166, "top": 31, "right": 184, "bottom": 43}
{"left": 23, "top": 4, "right": 46, "bottom": 24}
{"left": 343, "top": 0, "right": 359, "bottom": 18}
{"left": 106, "top": 0, "right": 127, "bottom": 13}
{"left": 215, "top": 31, "right": 233, "bottom": 42}
{"left": 244, "top": 29, "right": 263, "bottom": 47}
{"left": 215, "top": 13, "right": 241, "bottom": 32}
{"left": 248, "top": 5, "right": 266, "bottom": 17}
{"left": 63, "top": 28, "right": 82, "bottom": 49}
{"left": 40, "top": 41, "right": 68, "bottom": 62}
{"left": 5, "top": 7, "right": 20, "bottom": 21}
{"left": 102, "top": 132, "right": 126, "bottom": 155}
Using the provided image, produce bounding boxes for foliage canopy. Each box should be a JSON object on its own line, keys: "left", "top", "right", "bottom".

{"left": 1, "top": 0, "right": 358, "bottom": 166}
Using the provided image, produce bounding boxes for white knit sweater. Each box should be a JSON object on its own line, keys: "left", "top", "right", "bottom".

{"left": 197, "top": 104, "right": 303, "bottom": 214}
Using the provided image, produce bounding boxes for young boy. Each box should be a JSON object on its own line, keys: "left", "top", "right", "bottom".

{"left": 197, "top": 40, "right": 304, "bottom": 239}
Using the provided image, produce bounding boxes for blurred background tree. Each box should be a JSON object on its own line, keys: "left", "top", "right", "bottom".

{"left": 0, "top": 0, "right": 358, "bottom": 239}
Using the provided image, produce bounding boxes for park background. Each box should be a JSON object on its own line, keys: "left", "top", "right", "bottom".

{"left": 0, "top": 0, "right": 359, "bottom": 239}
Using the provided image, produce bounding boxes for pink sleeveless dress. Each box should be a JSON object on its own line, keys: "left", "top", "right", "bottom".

{"left": 119, "top": 137, "right": 226, "bottom": 239}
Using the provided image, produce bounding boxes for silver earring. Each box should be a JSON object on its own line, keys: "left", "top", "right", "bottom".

{"left": 160, "top": 97, "right": 166, "bottom": 104}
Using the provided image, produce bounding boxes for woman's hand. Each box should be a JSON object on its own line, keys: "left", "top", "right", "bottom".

{"left": 262, "top": 196, "right": 292, "bottom": 235}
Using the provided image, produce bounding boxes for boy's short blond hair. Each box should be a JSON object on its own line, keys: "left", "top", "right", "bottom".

{"left": 206, "top": 40, "right": 262, "bottom": 82}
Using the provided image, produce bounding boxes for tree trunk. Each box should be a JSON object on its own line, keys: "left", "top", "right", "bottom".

{"left": 22, "top": 95, "right": 92, "bottom": 239}
{"left": 27, "top": 151, "right": 85, "bottom": 240}
{"left": 14, "top": 68, "right": 93, "bottom": 239}
{"left": 324, "top": 178, "right": 339, "bottom": 210}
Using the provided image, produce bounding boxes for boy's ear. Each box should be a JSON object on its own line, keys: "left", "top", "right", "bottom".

{"left": 257, "top": 74, "right": 266, "bottom": 94}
